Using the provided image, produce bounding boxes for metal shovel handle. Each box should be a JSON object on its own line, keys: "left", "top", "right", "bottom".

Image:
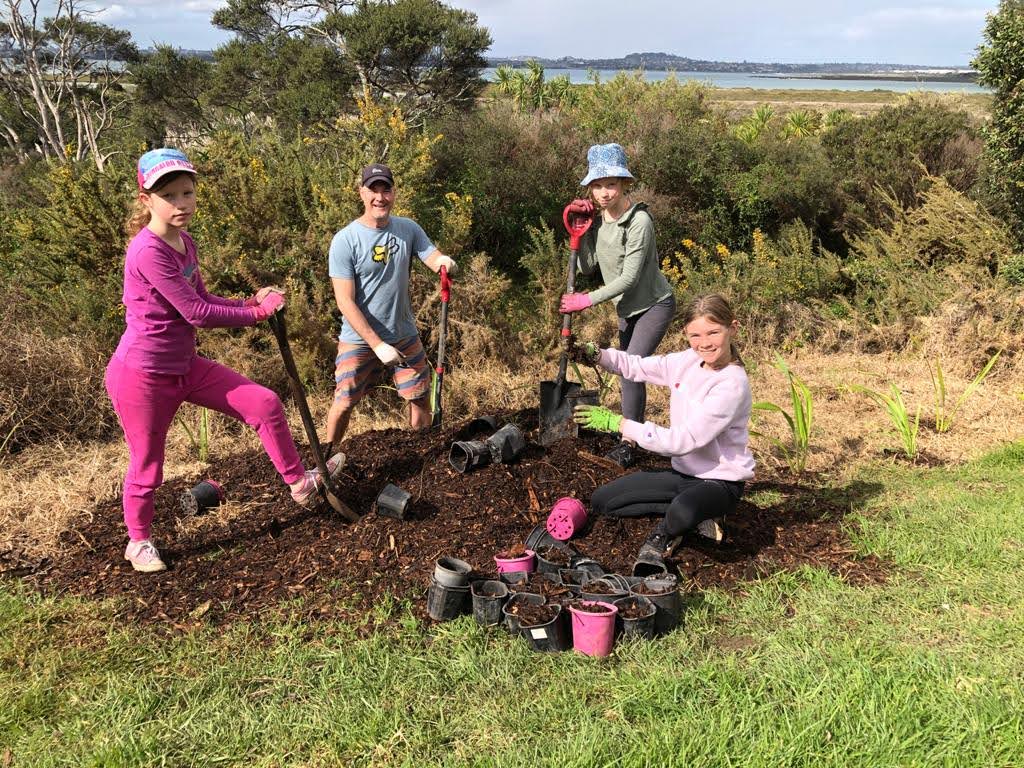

{"left": 268, "top": 310, "right": 359, "bottom": 522}
{"left": 431, "top": 266, "right": 451, "bottom": 427}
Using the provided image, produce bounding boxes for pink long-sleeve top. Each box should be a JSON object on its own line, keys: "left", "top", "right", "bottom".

{"left": 112, "top": 228, "right": 255, "bottom": 375}
{"left": 601, "top": 347, "right": 755, "bottom": 481}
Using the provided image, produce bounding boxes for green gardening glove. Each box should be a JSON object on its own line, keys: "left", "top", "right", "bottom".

{"left": 573, "top": 404, "right": 622, "bottom": 434}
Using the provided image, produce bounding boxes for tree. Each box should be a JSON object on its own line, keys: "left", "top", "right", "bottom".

{"left": 0, "top": 0, "right": 139, "bottom": 168}
{"left": 974, "top": 0, "right": 1024, "bottom": 242}
{"left": 205, "top": 34, "right": 356, "bottom": 135}
{"left": 318, "top": 0, "right": 491, "bottom": 125}
{"left": 129, "top": 45, "right": 213, "bottom": 144}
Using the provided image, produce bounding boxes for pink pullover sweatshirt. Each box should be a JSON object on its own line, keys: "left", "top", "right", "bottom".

{"left": 113, "top": 228, "right": 256, "bottom": 375}
{"left": 601, "top": 347, "right": 755, "bottom": 481}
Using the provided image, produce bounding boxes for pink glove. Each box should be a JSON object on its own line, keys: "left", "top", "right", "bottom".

{"left": 560, "top": 292, "right": 592, "bottom": 314}
{"left": 567, "top": 198, "right": 594, "bottom": 216}
{"left": 244, "top": 286, "right": 284, "bottom": 307}
{"left": 250, "top": 291, "right": 285, "bottom": 321}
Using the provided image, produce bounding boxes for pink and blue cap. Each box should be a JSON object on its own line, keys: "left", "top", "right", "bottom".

{"left": 137, "top": 147, "right": 196, "bottom": 190}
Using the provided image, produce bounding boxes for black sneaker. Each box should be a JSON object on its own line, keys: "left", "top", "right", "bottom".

{"left": 605, "top": 440, "right": 637, "bottom": 469}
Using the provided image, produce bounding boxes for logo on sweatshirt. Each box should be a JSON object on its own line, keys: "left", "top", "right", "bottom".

{"left": 182, "top": 263, "right": 197, "bottom": 281}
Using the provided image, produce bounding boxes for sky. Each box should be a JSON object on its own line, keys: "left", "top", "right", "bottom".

{"left": 77, "top": 0, "right": 997, "bottom": 66}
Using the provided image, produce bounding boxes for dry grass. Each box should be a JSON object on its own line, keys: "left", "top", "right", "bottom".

{"left": 711, "top": 88, "right": 992, "bottom": 121}
{"left": 0, "top": 330, "right": 117, "bottom": 452}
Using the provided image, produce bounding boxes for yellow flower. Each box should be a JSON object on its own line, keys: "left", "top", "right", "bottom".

{"left": 715, "top": 243, "right": 730, "bottom": 258}
{"left": 681, "top": 238, "right": 695, "bottom": 249}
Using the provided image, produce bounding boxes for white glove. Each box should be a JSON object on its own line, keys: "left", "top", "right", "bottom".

{"left": 435, "top": 255, "right": 457, "bottom": 276}
{"left": 373, "top": 342, "right": 405, "bottom": 366}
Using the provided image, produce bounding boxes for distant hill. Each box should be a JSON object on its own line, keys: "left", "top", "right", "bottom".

{"left": 486, "top": 51, "right": 976, "bottom": 77}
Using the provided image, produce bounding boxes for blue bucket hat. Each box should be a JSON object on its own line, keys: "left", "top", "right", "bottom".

{"left": 580, "top": 143, "right": 635, "bottom": 187}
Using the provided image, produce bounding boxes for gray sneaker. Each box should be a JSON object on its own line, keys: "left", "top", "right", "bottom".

{"left": 291, "top": 452, "right": 347, "bottom": 506}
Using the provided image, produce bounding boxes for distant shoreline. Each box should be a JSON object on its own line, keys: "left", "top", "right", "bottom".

{"left": 754, "top": 72, "right": 978, "bottom": 84}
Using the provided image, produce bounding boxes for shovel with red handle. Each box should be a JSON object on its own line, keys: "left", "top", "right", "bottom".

{"left": 430, "top": 265, "right": 452, "bottom": 428}
{"left": 538, "top": 204, "right": 595, "bottom": 446}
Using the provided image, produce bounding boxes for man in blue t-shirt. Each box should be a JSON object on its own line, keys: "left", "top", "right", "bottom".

{"left": 324, "top": 164, "right": 457, "bottom": 447}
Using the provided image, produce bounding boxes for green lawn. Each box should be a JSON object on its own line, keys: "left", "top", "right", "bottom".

{"left": 3, "top": 444, "right": 1023, "bottom": 767}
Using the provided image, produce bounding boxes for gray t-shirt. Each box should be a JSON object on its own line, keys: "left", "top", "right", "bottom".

{"left": 328, "top": 216, "right": 435, "bottom": 344}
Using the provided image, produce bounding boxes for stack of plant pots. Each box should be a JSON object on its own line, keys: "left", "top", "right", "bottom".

{"left": 426, "top": 556, "right": 472, "bottom": 621}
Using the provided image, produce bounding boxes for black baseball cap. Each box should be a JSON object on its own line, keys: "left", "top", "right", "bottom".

{"left": 361, "top": 164, "right": 394, "bottom": 188}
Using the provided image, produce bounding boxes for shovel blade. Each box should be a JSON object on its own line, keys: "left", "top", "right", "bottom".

{"left": 539, "top": 379, "right": 583, "bottom": 447}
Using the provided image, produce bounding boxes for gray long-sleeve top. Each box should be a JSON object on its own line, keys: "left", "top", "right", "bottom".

{"left": 577, "top": 203, "right": 674, "bottom": 319}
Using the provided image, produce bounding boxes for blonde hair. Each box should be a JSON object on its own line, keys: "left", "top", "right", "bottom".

{"left": 123, "top": 170, "right": 195, "bottom": 240}
{"left": 681, "top": 293, "right": 743, "bottom": 366}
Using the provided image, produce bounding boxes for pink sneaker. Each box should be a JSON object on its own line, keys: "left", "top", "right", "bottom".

{"left": 124, "top": 539, "right": 167, "bottom": 573}
{"left": 291, "top": 452, "right": 346, "bottom": 506}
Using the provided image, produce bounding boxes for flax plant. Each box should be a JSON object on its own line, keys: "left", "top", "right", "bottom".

{"left": 178, "top": 406, "right": 212, "bottom": 463}
{"left": 752, "top": 355, "right": 813, "bottom": 474}
{"left": 851, "top": 384, "right": 920, "bottom": 459}
{"left": 931, "top": 350, "right": 1001, "bottom": 433}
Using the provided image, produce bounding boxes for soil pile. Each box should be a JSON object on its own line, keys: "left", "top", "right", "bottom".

{"left": 19, "top": 410, "right": 887, "bottom": 629}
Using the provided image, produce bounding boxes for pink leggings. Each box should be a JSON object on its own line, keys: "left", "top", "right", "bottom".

{"left": 105, "top": 355, "right": 305, "bottom": 541}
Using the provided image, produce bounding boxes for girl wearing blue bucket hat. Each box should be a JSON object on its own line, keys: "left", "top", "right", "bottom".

{"left": 561, "top": 143, "right": 676, "bottom": 468}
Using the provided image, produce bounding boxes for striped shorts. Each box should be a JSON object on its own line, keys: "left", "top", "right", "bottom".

{"left": 333, "top": 336, "right": 430, "bottom": 407}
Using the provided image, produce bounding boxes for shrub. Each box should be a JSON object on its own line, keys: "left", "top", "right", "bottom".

{"left": 432, "top": 103, "right": 584, "bottom": 272}
{"left": 821, "top": 97, "right": 982, "bottom": 234}
{"left": 0, "top": 328, "right": 116, "bottom": 453}
{"left": 843, "top": 178, "right": 1012, "bottom": 324}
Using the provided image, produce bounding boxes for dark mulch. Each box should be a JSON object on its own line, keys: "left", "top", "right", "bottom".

{"left": 14, "top": 410, "right": 888, "bottom": 630}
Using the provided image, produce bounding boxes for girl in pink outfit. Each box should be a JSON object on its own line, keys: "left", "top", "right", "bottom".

{"left": 573, "top": 294, "right": 754, "bottom": 576}
{"left": 106, "top": 148, "right": 344, "bottom": 573}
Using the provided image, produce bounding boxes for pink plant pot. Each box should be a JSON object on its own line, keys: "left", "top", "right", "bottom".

{"left": 569, "top": 600, "right": 618, "bottom": 657}
{"left": 546, "top": 497, "right": 587, "bottom": 541}
{"left": 494, "top": 549, "right": 536, "bottom": 574}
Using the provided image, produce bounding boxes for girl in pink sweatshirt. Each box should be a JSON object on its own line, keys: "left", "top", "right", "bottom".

{"left": 573, "top": 294, "right": 755, "bottom": 576}
{"left": 105, "top": 148, "right": 344, "bottom": 573}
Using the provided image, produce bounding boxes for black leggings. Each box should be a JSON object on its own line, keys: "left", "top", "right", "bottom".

{"left": 590, "top": 470, "right": 744, "bottom": 537}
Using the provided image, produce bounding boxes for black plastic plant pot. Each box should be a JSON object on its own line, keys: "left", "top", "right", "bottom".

{"left": 629, "top": 579, "right": 682, "bottom": 635}
{"left": 535, "top": 545, "right": 576, "bottom": 576}
{"left": 470, "top": 579, "right": 509, "bottom": 627}
{"left": 448, "top": 440, "right": 492, "bottom": 474}
{"left": 485, "top": 423, "right": 527, "bottom": 464}
{"left": 520, "top": 604, "right": 571, "bottom": 652}
{"left": 569, "top": 555, "right": 606, "bottom": 577}
{"left": 458, "top": 415, "right": 499, "bottom": 440}
{"left": 375, "top": 483, "right": 412, "bottom": 519}
{"left": 179, "top": 479, "right": 224, "bottom": 515}
{"left": 599, "top": 573, "right": 634, "bottom": 592}
{"left": 502, "top": 592, "right": 545, "bottom": 636}
{"left": 558, "top": 568, "right": 589, "bottom": 592}
{"left": 434, "top": 556, "right": 472, "bottom": 587}
{"left": 580, "top": 577, "right": 628, "bottom": 605}
{"left": 524, "top": 522, "right": 579, "bottom": 557}
{"left": 426, "top": 580, "right": 470, "bottom": 621}
{"left": 499, "top": 570, "right": 529, "bottom": 587}
{"left": 613, "top": 595, "right": 657, "bottom": 640}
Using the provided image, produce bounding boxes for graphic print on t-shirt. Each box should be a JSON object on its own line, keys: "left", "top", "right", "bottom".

{"left": 371, "top": 236, "right": 400, "bottom": 264}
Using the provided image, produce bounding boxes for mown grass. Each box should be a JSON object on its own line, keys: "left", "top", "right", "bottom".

{"left": 2, "top": 444, "right": 1024, "bottom": 766}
